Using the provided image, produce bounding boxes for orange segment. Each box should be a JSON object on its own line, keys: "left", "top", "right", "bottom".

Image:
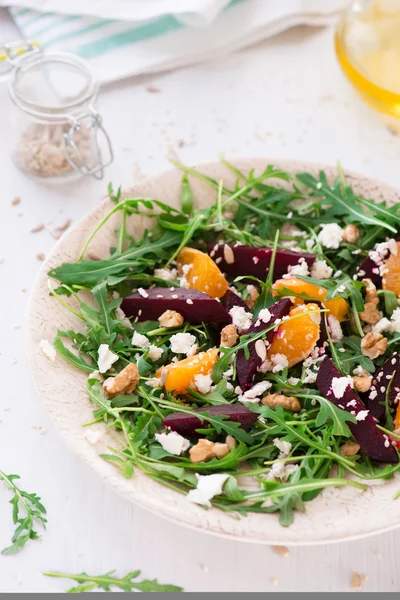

{"left": 273, "top": 277, "right": 348, "bottom": 322}
{"left": 394, "top": 402, "right": 400, "bottom": 431}
{"left": 177, "top": 247, "right": 229, "bottom": 299}
{"left": 267, "top": 303, "right": 321, "bottom": 368}
{"left": 382, "top": 241, "right": 400, "bottom": 296}
{"left": 156, "top": 348, "right": 218, "bottom": 394}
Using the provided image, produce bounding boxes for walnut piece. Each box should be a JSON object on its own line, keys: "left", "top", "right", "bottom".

{"left": 103, "top": 363, "right": 139, "bottom": 399}
{"left": 340, "top": 441, "right": 360, "bottom": 457}
{"left": 220, "top": 324, "right": 239, "bottom": 348}
{"left": 189, "top": 438, "right": 230, "bottom": 463}
{"left": 225, "top": 435, "right": 237, "bottom": 451}
{"left": 351, "top": 572, "right": 364, "bottom": 590}
{"left": 262, "top": 393, "right": 301, "bottom": 412}
{"left": 245, "top": 286, "right": 259, "bottom": 309}
{"left": 359, "top": 278, "right": 380, "bottom": 324}
{"left": 352, "top": 375, "right": 371, "bottom": 393}
{"left": 271, "top": 545, "right": 290, "bottom": 558}
{"left": 158, "top": 309, "right": 184, "bottom": 328}
{"left": 361, "top": 331, "right": 388, "bottom": 359}
{"left": 342, "top": 224, "right": 360, "bottom": 243}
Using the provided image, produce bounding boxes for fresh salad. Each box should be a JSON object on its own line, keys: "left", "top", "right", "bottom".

{"left": 47, "top": 161, "right": 400, "bottom": 526}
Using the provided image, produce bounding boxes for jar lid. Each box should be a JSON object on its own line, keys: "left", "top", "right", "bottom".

{"left": 9, "top": 51, "right": 97, "bottom": 116}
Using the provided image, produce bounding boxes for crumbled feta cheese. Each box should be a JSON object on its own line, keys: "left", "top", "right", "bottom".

{"left": 356, "top": 410, "right": 369, "bottom": 421}
{"left": 39, "top": 339, "right": 57, "bottom": 362}
{"left": 305, "top": 239, "right": 314, "bottom": 250}
{"left": 391, "top": 308, "right": 400, "bottom": 333}
{"left": 155, "top": 431, "right": 190, "bottom": 455}
{"left": 317, "top": 223, "right": 344, "bottom": 249}
{"left": 229, "top": 306, "right": 252, "bottom": 333}
{"left": 170, "top": 332, "right": 196, "bottom": 355}
{"left": 148, "top": 345, "right": 163, "bottom": 361}
{"left": 84, "top": 428, "right": 104, "bottom": 444}
{"left": 222, "top": 368, "right": 233, "bottom": 379}
{"left": 288, "top": 377, "right": 300, "bottom": 385}
{"left": 266, "top": 462, "right": 299, "bottom": 482}
{"left": 154, "top": 267, "right": 177, "bottom": 281}
{"left": 194, "top": 373, "right": 214, "bottom": 394}
{"left": 258, "top": 308, "right": 272, "bottom": 323}
{"left": 331, "top": 376, "right": 353, "bottom": 399}
{"left": 311, "top": 259, "right": 332, "bottom": 280}
{"left": 97, "top": 344, "right": 119, "bottom": 373}
{"left": 388, "top": 239, "right": 398, "bottom": 256}
{"left": 328, "top": 315, "right": 343, "bottom": 343}
{"left": 270, "top": 353, "right": 289, "bottom": 373}
{"left": 369, "top": 389, "right": 378, "bottom": 400}
{"left": 187, "top": 473, "right": 230, "bottom": 507}
{"left": 273, "top": 438, "right": 292, "bottom": 458}
{"left": 132, "top": 331, "right": 150, "bottom": 348}
{"left": 353, "top": 365, "right": 368, "bottom": 377}
{"left": 287, "top": 257, "right": 309, "bottom": 277}
{"left": 181, "top": 263, "right": 193, "bottom": 275}
{"left": 138, "top": 287, "right": 149, "bottom": 298}
{"left": 238, "top": 380, "right": 272, "bottom": 403}
{"left": 373, "top": 317, "right": 392, "bottom": 334}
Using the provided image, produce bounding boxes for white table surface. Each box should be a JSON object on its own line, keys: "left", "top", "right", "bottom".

{"left": 1, "top": 9, "right": 400, "bottom": 593}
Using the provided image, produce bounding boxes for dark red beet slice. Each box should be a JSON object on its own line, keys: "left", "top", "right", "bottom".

{"left": 316, "top": 356, "right": 398, "bottom": 463}
{"left": 121, "top": 287, "right": 230, "bottom": 323}
{"left": 355, "top": 256, "right": 382, "bottom": 286}
{"left": 236, "top": 298, "right": 293, "bottom": 391}
{"left": 221, "top": 289, "right": 250, "bottom": 313}
{"left": 365, "top": 353, "right": 400, "bottom": 422}
{"left": 207, "top": 243, "right": 315, "bottom": 281}
{"left": 162, "top": 404, "right": 257, "bottom": 436}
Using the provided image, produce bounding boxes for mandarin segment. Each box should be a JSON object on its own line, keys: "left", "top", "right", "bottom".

{"left": 177, "top": 247, "right": 229, "bottom": 298}
{"left": 156, "top": 348, "right": 218, "bottom": 394}
{"left": 267, "top": 303, "right": 321, "bottom": 368}
{"left": 382, "top": 241, "right": 400, "bottom": 296}
{"left": 272, "top": 277, "right": 348, "bottom": 322}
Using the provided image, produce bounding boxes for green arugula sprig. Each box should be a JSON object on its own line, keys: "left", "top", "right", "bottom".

{"left": 43, "top": 569, "right": 183, "bottom": 593}
{"left": 0, "top": 470, "right": 47, "bottom": 555}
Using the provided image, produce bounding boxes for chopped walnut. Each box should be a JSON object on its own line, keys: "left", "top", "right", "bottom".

{"left": 342, "top": 224, "right": 360, "bottom": 243}
{"left": 351, "top": 572, "right": 364, "bottom": 590}
{"left": 220, "top": 324, "right": 239, "bottom": 348}
{"left": 158, "top": 309, "right": 184, "bottom": 328}
{"left": 271, "top": 545, "right": 290, "bottom": 558}
{"left": 361, "top": 331, "right": 388, "bottom": 359}
{"left": 340, "top": 441, "right": 360, "bottom": 457}
{"left": 352, "top": 375, "right": 371, "bottom": 393}
{"left": 359, "top": 278, "right": 380, "bottom": 324}
{"left": 189, "top": 438, "right": 230, "bottom": 463}
{"left": 262, "top": 393, "right": 301, "bottom": 412}
{"left": 103, "top": 363, "right": 139, "bottom": 399}
{"left": 245, "top": 286, "right": 260, "bottom": 309}
{"left": 225, "top": 435, "right": 237, "bottom": 451}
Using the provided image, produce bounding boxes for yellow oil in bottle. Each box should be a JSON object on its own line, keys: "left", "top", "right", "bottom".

{"left": 335, "top": 0, "right": 400, "bottom": 118}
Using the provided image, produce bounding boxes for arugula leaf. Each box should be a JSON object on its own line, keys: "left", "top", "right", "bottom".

{"left": 43, "top": 570, "right": 183, "bottom": 593}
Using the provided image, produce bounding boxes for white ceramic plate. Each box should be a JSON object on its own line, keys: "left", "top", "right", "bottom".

{"left": 27, "top": 158, "right": 400, "bottom": 545}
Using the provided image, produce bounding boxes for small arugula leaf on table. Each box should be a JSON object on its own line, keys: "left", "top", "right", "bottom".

{"left": 0, "top": 471, "right": 47, "bottom": 555}
{"left": 43, "top": 569, "right": 183, "bottom": 593}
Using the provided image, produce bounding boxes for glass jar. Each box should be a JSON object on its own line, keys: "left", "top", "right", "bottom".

{"left": 5, "top": 40, "right": 113, "bottom": 183}
{"left": 335, "top": 0, "right": 400, "bottom": 121}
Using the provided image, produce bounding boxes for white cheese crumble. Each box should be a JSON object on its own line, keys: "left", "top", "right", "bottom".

{"left": 194, "top": 373, "right": 214, "bottom": 394}
{"left": 270, "top": 353, "right": 289, "bottom": 373}
{"left": 331, "top": 376, "right": 353, "bottom": 399}
{"left": 153, "top": 267, "right": 177, "bottom": 281}
{"left": 373, "top": 317, "right": 392, "bottom": 334}
{"left": 132, "top": 331, "right": 150, "bottom": 348}
{"left": 286, "top": 257, "right": 309, "bottom": 277}
{"left": 311, "top": 259, "right": 333, "bottom": 280}
{"left": 187, "top": 473, "right": 230, "bottom": 507}
{"left": 317, "top": 223, "right": 344, "bottom": 249}
{"left": 266, "top": 462, "right": 299, "bottom": 482}
{"left": 258, "top": 308, "right": 272, "bottom": 323}
{"left": 155, "top": 431, "right": 190, "bottom": 456}
{"left": 391, "top": 308, "right": 400, "bottom": 333}
{"left": 97, "top": 344, "right": 119, "bottom": 373}
{"left": 84, "top": 428, "right": 104, "bottom": 444}
{"left": 356, "top": 410, "right": 369, "bottom": 421}
{"left": 148, "top": 345, "right": 163, "bottom": 361}
{"left": 328, "top": 314, "right": 343, "bottom": 343}
{"left": 39, "top": 339, "right": 57, "bottom": 362}
{"left": 238, "top": 380, "right": 272, "bottom": 403}
{"left": 170, "top": 332, "right": 196, "bottom": 355}
{"left": 229, "top": 306, "right": 252, "bottom": 333}
{"left": 273, "top": 438, "right": 292, "bottom": 458}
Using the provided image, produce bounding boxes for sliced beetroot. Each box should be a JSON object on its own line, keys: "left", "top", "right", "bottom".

{"left": 207, "top": 243, "right": 315, "bottom": 281}
{"left": 355, "top": 256, "right": 382, "bottom": 286}
{"left": 365, "top": 353, "right": 400, "bottom": 422}
{"left": 221, "top": 289, "right": 250, "bottom": 313}
{"left": 162, "top": 404, "right": 257, "bottom": 436}
{"left": 316, "top": 356, "right": 398, "bottom": 463}
{"left": 236, "top": 298, "right": 293, "bottom": 391}
{"left": 121, "top": 287, "right": 230, "bottom": 323}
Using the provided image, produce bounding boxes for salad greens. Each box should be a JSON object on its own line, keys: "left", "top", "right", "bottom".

{"left": 47, "top": 159, "right": 400, "bottom": 526}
